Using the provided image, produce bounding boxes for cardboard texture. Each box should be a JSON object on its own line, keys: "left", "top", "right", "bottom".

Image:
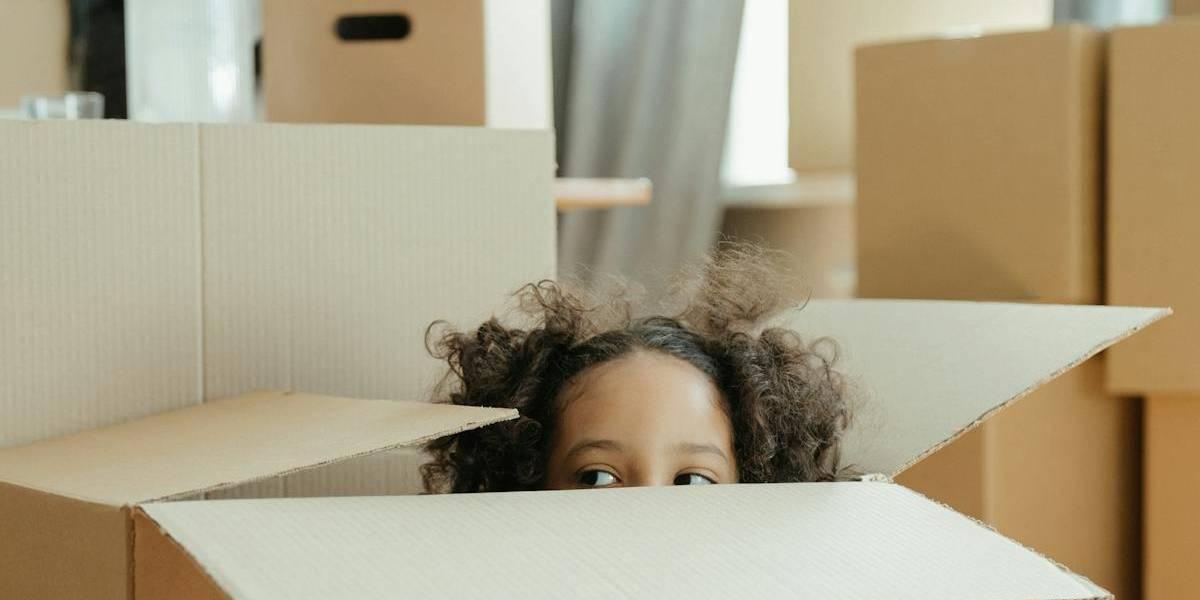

{"left": 1108, "top": 19, "right": 1200, "bottom": 393}
{"left": 1144, "top": 395, "right": 1200, "bottom": 600}
{"left": 787, "top": 0, "right": 1050, "bottom": 172}
{"left": 0, "top": 391, "right": 517, "bottom": 599}
{"left": 0, "top": 122, "right": 203, "bottom": 447}
{"left": 138, "top": 483, "right": 1110, "bottom": 600}
{"left": 0, "top": 0, "right": 68, "bottom": 107}
{"left": 262, "top": 0, "right": 550, "bottom": 128}
{"left": 899, "top": 359, "right": 1140, "bottom": 600}
{"left": 773, "top": 300, "right": 1165, "bottom": 478}
{"left": 0, "top": 119, "right": 555, "bottom": 498}
{"left": 856, "top": 25, "right": 1103, "bottom": 303}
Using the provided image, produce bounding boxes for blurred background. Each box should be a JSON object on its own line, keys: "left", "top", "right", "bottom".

{"left": 3, "top": 1, "right": 1198, "bottom": 598}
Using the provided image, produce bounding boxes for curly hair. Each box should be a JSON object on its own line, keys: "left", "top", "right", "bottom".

{"left": 421, "top": 243, "right": 849, "bottom": 492}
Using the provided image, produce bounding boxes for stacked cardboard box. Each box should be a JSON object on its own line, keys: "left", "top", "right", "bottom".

{"left": 724, "top": 1, "right": 1052, "bottom": 302}
{"left": 262, "top": 0, "right": 551, "bottom": 128}
{"left": 855, "top": 25, "right": 1139, "bottom": 599}
{"left": 788, "top": 0, "right": 1051, "bottom": 172}
{"left": 1108, "top": 18, "right": 1200, "bottom": 600}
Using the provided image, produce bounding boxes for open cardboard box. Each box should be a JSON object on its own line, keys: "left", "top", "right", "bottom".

{"left": 3, "top": 300, "right": 1156, "bottom": 600}
{"left": 0, "top": 391, "right": 517, "bottom": 599}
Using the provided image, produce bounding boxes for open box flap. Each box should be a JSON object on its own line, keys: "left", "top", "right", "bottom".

{"left": 0, "top": 391, "right": 516, "bottom": 505}
{"left": 773, "top": 300, "right": 1168, "bottom": 477}
{"left": 138, "top": 482, "right": 1110, "bottom": 600}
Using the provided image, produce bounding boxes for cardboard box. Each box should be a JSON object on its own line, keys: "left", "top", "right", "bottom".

{"left": 1108, "top": 19, "right": 1200, "bottom": 393}
{"left": 1144, "top": 395, "right": 1200, "bottom": 600}
{"left": 1175, "top": 0, "right": 1200, "bottom": 16}
{"left": 262, "top": 0, "right": 551, "bottom": 127}
{"left": 0, "top": 0, "right": 68, "bottom": 107}
{"left": 787, "top": 0, "right": 1051, "bottom": 172}
{"left": 0, "top": 390, "right": 516, "bottom": 599}
{"left": 856, "top": 25, "right": 1103, "bottom": 303}
{"left": 855, "top": 25, "right": 1134, "bottom": 595}
{"left": 127, "top": 300, "right": 1167, "bottom": 599}
{"left": 897, "top": 358, "right": 1140, "bottom": 600}
{"left": 0, "top": 120, "right": 555, "bottom": 496}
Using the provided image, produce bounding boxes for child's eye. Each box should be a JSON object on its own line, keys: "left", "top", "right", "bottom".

{"left": 578, "top": 469, "right": 619, "bottom": 487}
{"left": 674, "top": 473, "right": 715, "bottom": 486}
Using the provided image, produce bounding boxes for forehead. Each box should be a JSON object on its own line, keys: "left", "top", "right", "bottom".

{"left": 556, "top": 351, "right": 730, "bottom": 441}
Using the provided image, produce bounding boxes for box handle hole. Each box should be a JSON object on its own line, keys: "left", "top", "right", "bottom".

{"left": 335, "top": 14, "right": 411, "bottom": 41}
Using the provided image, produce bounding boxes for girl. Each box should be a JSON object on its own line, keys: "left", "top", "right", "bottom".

{"left": 422, "top": 244, "right": 849, "bottom": 492}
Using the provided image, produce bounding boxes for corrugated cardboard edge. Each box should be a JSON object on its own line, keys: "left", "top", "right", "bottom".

{"left": 136, "top": 482, "right": 1114, "bottom": 600}
{"left": 150, "top": 405, "right": 519, "bottom": 502}
{"left": 889, "top": 482, "right": 1112, "bottom": 600}
{"left": 131, "top": 508, "right": 230, "bottom": 600}
{"left": 0, "top": 402, "right": 518, "bottom": 507}
{"left": 892, "top": 307, "right": 1171, "bottom": 477}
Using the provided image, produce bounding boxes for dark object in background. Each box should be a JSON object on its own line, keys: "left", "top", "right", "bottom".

{"left": 70, "top": 0, "right": 125, "bottom": 118}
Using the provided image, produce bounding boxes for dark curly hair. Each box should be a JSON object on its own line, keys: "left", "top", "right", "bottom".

{"left": 422, "top": 243, "right": 849, "bottom": 492}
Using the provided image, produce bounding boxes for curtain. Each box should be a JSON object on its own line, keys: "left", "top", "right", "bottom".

{"left": 554, "top": 0, "right": 744, "bottom": 302}
{"left": 1053, "top": 0, "right": 1168, "bottom": 27}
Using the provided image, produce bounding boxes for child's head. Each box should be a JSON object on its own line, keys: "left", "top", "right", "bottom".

{"left": 422, "top": 244, "right": 848, "bottom": 492}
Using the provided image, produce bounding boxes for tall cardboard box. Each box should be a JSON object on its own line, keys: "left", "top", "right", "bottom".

{"left": 1108, "top": 19, "right": 1200, "bottom": 394}
{"left": 856, "top": 26, "right": 1136, "bottom": 598}
{"left": 856, "top": 25, "right": 1103, "bottom": 304}
{"left": 787, "top": 0, "right": 1051, "bottom": 172}
{"left": 262, "top": 0, "right": 551, "bottom": 127}
{"left": 0, "top": 0, "right": 68, "bottom": 107}
{"left": 1108, "top": 19, "right": 1200, "bottom": 599}
{"left": 0, "top": 120, "right": 556, "bottom": 498}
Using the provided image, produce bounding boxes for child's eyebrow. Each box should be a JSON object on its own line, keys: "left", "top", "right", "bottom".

{"left": 674, "top": 442, "right": 729, "bottom": 461}
{"left": 564, "top": 438, "right": 625, "bottom": 460}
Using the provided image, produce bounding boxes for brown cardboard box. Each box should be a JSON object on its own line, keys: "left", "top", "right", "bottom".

{"left": 787, "top": 0, "right": 1051, "bottom": 172}
{"left": 0, "top": 391, "right": 515, "bottom": 600}
{"left": 1144, "top": 395, "right": 1200, "bottom": 600}
{"left": 1108, "top": 19, "right": 1200, "bottom": 393}
{"left": 898, "top": 359, "right": 1140, "bottom": 600}
{"left": 856, "top": 25, "right": 1104, "bottom": 303}
{"left": 127, "top": 301, "right": 1163, "bottom": 600}
{"left": 856, "top": 25, "right": 1138, "bottom": 598}
{"left": 0, "top": 0, "right": 68, "bottom": 107}
{"left": 262, "top": 0, "right": 550, "bottom": 127}
{"left": 1174, "top": 0, "right": 1200, "bottom": 16}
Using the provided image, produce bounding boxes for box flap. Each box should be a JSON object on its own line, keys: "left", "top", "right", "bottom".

{"left": 140, "top": 482, "right": 1109, "bottom": 599}
{"left": 773, "top": 300, "right": 1167, "bottom": 477}
{"left": 0, "top": 391, "right": 516, "bottom": 506}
